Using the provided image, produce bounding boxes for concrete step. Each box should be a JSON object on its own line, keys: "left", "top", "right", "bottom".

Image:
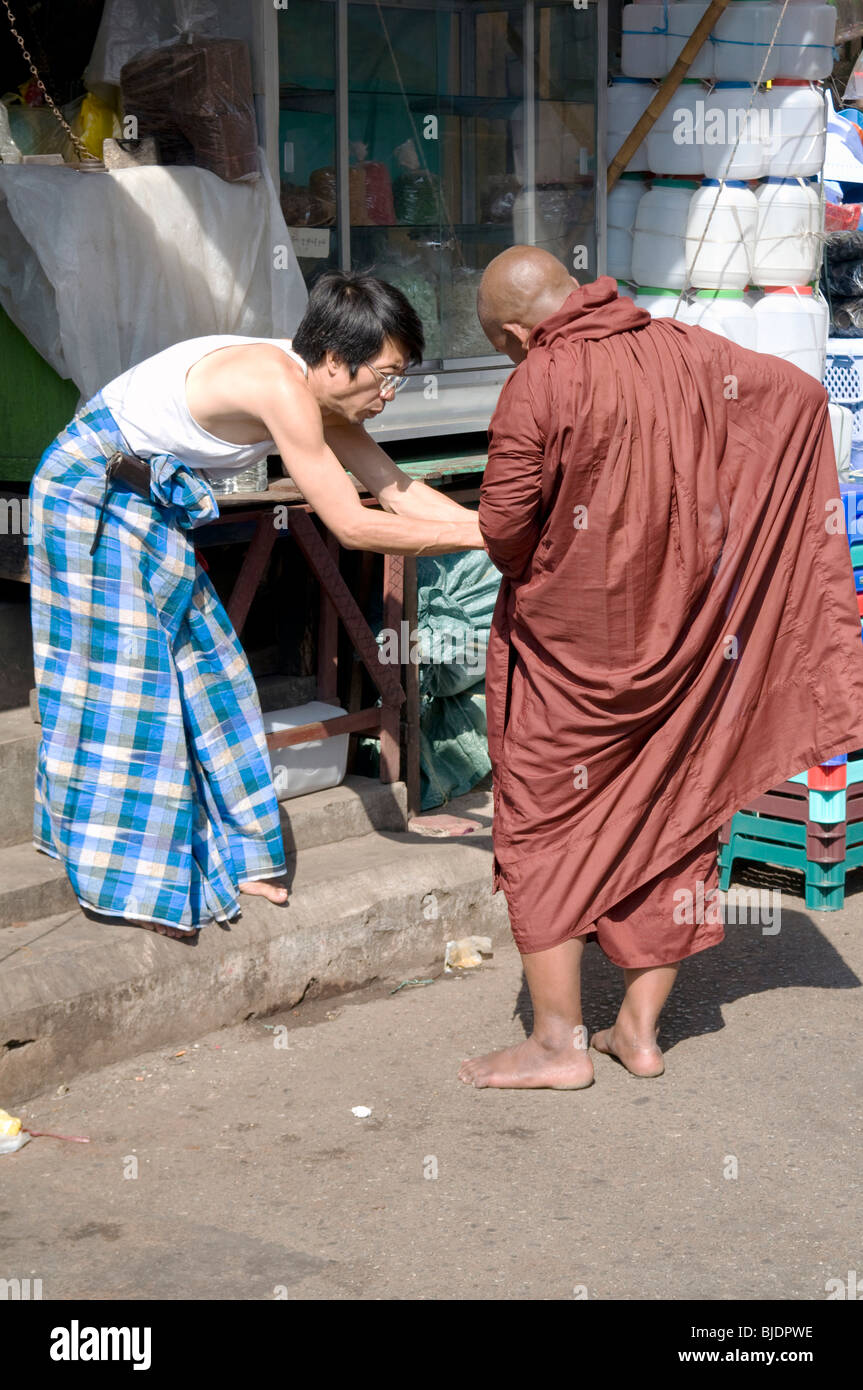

{"left": 0, "top": 788, "right": 500, "bottom": 1105}
{"left": 278, "top": 775, "right": 407, "bottom": 851}
{"left": 0, "top": 704, "right": 40, "bottom": 849}
{"left": 0, "top": 842, "right": 77, "bottom": 925}
{"left": 0, "top": 775, "right": 408, "bottom": 925}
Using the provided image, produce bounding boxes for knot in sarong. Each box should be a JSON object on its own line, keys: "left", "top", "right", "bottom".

{"left": 149, "top": 453, "right": 220, "bottom": 530}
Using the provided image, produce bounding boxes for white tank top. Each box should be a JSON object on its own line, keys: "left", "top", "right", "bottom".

{"left": 100, "top": 335, "right": 309, "bottom": 474}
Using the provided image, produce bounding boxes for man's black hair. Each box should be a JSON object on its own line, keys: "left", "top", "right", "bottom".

{"left": 292, "top": 269, "right": 424, "bottom": 376}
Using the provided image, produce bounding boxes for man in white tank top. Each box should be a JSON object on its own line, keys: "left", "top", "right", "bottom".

{"left": 176, "top": 274, "right": 484, "bottom": 554}
{"left": 29, "top": 272, "right": 485, "bottom": 944}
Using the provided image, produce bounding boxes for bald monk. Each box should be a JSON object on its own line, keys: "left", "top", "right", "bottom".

{"left": 458, "top": 247, "right": 863, "bottom": 1089}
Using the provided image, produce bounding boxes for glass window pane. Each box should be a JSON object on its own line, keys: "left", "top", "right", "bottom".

{"left": 278, "top": 0, "right": 339, "bottom": 280}
{"left": 532, "top": 1, "right": 598, "bottom": 276}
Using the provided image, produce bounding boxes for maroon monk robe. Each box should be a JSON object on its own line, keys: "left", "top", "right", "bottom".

{"left": 480, "top": 276, "right": 863, "bottom": 960}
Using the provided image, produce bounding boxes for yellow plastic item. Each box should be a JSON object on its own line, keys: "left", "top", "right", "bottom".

{"left": 0, "top": 1108, "right": 22, "bottom": 1138}
{"left": 78, "top": 91, "right": 118, "bottom": 160}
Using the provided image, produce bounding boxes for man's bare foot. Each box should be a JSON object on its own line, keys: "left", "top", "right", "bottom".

{"left": 239, "top": 879, "right": 289, "bottom": 905}
{"left": 590, "top": 1026, "right": 665, "bottom": 1077}
{"left": 458, "top": 1035, "right": 595, "bottom": 1090}
{"left": 127, "top": 918, "right": 200, "bottom": 943}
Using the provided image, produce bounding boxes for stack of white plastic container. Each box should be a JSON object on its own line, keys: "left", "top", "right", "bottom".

{"left": 608, "top": 0, "right": 835, "bottom": 380}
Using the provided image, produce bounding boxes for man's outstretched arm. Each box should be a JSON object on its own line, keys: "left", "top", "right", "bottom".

{"left": 323, "top": 416, "right": 475, "bottom": 523}
{"left": 255, "top": 360, "right": 483, "bottom": 555}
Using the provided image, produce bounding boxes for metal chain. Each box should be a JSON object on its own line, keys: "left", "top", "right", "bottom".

{"left": 1, "top": 0, "right": 92, "bottom": 161}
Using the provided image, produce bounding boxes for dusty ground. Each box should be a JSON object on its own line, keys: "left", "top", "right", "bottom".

{"left": 2, "top": 866, "right": 862, "bottom": 1303}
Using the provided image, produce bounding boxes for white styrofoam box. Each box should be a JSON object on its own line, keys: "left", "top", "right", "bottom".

{"left": 263, "top": 701, "right": 349, "bottom": 801}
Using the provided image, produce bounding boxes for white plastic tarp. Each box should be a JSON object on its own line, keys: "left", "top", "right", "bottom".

{"left": 0, "top": 155, "right": 308, "bottom": 399}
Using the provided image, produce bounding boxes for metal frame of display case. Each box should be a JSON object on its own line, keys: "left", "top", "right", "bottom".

{"left": 257, "top": 0, "right": 608, "bottom": 441}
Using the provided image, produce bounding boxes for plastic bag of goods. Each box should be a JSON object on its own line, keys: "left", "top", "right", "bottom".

{"left": 280, "top": 183, "right": 329, "bottom": 227}
{"left": 347, "top": 142, "right": 395, "bottom": 224}
{"left": 825, "top": 202, "right": 863, "bottom": 232}
{"left": 6, "top": 93, "right": 84, "bottom": 161}
{"left": 442, "top": 267, "right": 493, "bottom": 359}
{"left": 415, "top": 551, "right": 500, "bottom": 699}
{"left": 77, "top": 92, "right": 121, "bottom": 159}
{"left": 824, "top": 257, "right": 863, "bottom": 299}
{"left": 308, "top": 167, "right": 337, "bottom": 224}
{"left": 120, "top": 34, "right": 258, "bottom": 182}
{"left": 823, "top": 229, "right": 863, "bottom": 263}
{"left": 828, "top": 298, "right": 863, "bottom": 336}
{"left": 374, "top": 257, "right": 440, "bottom": 359}
{"left": 392, "top": 139, "right": 441, "bottom": 225}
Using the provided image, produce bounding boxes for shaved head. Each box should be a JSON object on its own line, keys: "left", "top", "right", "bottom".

{"left": 477, "top": 246, "right": 579, "bottom": 360}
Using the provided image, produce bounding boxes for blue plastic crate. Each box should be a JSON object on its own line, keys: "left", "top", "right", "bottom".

{"left": 718, "top": 834, "right": 847, "bottom": 909}
{"left": 808, "top": 787, "right": 847, "bottom": 822}
{"left": 838, "top": 483, "right": 863, "bottom": 537}
{"left": 789, "top": 754, "right": 862, "bottom": 786}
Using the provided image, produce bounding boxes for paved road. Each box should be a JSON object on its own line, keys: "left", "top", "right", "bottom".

{"left": 2, "top": 867, "right": 862, "bottom": 1301}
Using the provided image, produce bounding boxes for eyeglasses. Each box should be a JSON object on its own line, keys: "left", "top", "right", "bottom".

{"left": 362, "top": 360, "right": 409, "bottom": 396}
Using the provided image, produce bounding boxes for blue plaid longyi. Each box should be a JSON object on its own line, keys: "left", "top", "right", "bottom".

{"left": 28, "top": 392, "right": 287, "bottom": 931}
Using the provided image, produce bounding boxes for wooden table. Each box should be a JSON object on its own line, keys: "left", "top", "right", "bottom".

{"left": 195, "top": 453, "right": 486, "bottom": 817}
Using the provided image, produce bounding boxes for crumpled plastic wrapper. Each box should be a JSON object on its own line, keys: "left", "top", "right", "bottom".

{"left": 444, "top": 936, "right": 493, "bottom": 971}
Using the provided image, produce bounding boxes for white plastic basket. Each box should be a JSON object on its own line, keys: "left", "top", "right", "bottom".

{"left": 824, "top": 339, "right": 863, "bottom": 444}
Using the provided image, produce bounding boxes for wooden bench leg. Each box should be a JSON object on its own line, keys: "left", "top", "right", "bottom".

{"left": 226, "top": 514, "right": 278, "bottom": 638}
{"left": 318, "top": 528, "right": 339, "bottom": 703}
{"left": 380, "top": 552, "right": 404, "bottom": 784}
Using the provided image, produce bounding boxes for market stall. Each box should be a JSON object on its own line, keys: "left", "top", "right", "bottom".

{"left": 0, "top": 0, "right": 607, "bottom": 812}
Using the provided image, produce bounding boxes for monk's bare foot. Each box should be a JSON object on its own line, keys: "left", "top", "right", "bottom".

{"left": 458, "top": 1034, "right": 595, "bottom": 1090}
{"left": 239, "top": 879, "right": 289, "bottom": 905}
{"left": 127, "top": 918, "right": 200, "bottom": 943}
{"left": 408, "top": 813, "right": 481, "bottom": 838}
{"left": 590, "top": 1026, "right": 665, "bottom": 1077}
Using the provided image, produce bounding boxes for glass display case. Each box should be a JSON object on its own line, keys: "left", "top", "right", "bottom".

{"left": 274, "top": 0, "right": 606, "bottom": 440}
